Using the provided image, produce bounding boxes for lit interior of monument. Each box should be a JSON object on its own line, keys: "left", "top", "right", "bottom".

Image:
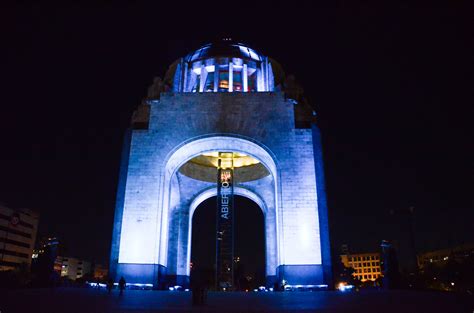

{"left": 176, "top": 42, "right": 274, "bottom": 93}
{"left": 178, "top": 151, "right": 270, "bottom": 183}
{"left": 188, "top": 60, "right": 258, "bottom": 92}
{"left": 193, "top": 152, "right": 260, "bottom": 168}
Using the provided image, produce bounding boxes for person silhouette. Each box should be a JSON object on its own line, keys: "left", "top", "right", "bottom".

{"left": 118, "top": 276, "right": 126, "bottom": 296}
{"left": 107, "top": 277, "right": 114, "bottom": 294}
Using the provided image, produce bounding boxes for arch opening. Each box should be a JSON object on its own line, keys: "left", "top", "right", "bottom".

{"left": 162, "top": 135, "right": 280, "bottom": 288}
{"left": 191, "top": 195, "right": 265, "bottom": 290}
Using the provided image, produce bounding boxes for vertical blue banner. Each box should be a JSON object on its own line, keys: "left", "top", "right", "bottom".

{"left": 216, "top": 164, "right": 234, "bottom": 290}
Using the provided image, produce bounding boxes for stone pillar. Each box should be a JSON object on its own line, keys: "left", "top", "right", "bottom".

{"left": 229, "top": 63, "right": 233, "bottom": 92}
{"left": 264, "top": 57, "right": 270, "bottom": 91}
{"left": 199, "top": 64, "right": 207, "bottom": 92}
{"left": 182, "top": 62, "right": 188, "bottom": 92}
{"left": 214, "top": 63, "right": 219, "bottom": 92}
{"left": 257, "top": 63, "right": 265, "bottom": 91}
{"left": 243, "top": 64, "right": 248, "bottom": 92}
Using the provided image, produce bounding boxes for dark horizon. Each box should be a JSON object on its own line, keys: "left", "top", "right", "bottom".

{"left": 1, "top": 2, "right": 472, "bottom": 266}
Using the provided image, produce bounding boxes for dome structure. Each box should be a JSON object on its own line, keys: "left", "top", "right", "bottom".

{"left": 171, "top": 39, "right": 275, "bottom": 93}
{"left": 184, "top": 39, "right": 263, "bottom": 63}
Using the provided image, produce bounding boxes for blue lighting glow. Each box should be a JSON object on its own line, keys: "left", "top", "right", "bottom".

{"left": 127, "top": 283, "right": 154, "bottom": 288}
{"left": 337, "top": 283, "right": 354, "bottom": 292}
{"left": 284, "top": 284, "right": 328, "bottom": 291}
{"left": 87, "top": 282, "right": 107, "bottom": 288}
{"left": 192, "top": 65, "right": 216, "bottom": 75}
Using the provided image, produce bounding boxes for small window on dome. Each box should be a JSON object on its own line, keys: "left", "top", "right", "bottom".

{"left": 204, "top": 72, "right": 215, "bottom": 92}
{"left": 218, "top": 69, "right": 229, "bottom": 92}
{"left": 191, "top": 74, "right": 200, "bottom": 92}
{"left": 233, "top": 71, "right": 243, "bottom": 92}
{"left": 248, "top": 72, "right": 257, "bottom": 92}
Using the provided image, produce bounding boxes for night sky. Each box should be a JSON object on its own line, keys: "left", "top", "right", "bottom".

{"left": 1, "top": 2, "right": 472, "bottom": 269}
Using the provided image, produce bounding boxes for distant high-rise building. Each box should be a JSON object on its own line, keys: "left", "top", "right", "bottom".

{"left": 381, "top": 240, "right": 401, "bottom": 289}
{"left": 31, "top": 237, "right": 59, "bottom": 286}
{"left": 0, "top": 203, "right": 39, "bottom": 271}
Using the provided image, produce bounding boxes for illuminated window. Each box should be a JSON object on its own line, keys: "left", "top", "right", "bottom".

{"left": 218, "top": 69, "right": 229, "bottom": 92}
{"left": 233, "top": 71, "right": 242, "bottom": 92}
{"left": 183, "top": 50, "right": 268, "bottom": 93}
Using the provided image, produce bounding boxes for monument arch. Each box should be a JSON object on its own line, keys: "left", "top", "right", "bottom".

{"left": 110, "top": 39, "right": 332, "bottom": 289}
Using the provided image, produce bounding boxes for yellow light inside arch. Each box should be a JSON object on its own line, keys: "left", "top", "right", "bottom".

{"left": 196, "top": 151, "right": 260, "bottom": 168}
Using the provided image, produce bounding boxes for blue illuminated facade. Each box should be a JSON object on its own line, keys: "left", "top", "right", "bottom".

{"left": 110, "top": 39, "right": 332, "bottom": 289}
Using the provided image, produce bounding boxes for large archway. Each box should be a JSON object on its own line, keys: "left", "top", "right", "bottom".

{"left": 161, "top": 135, "right": 280, "bottom": 287}
{"left": 191, "top": 195, "right": 265, "bottom": 290}
{"left": 111, "top": 41, "right": 331, "bottom": 288}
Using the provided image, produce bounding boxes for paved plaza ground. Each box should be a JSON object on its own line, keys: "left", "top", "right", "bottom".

{"left": 1, "top": 288, "right": 473, "bottom": 313}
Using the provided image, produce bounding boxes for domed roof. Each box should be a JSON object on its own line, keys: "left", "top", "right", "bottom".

{"left": 184, "top": 39, "right": 264, "bottom": 63}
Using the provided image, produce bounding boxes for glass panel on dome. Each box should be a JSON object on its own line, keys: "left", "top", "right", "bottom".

{"left": 238, "top": 46, "right": 251, "bottom": 59}
{"left": 248, "top": 72, "right": 257, "bottom": 92}
{"left": 204, "top": 72, "right": 215, "bottom": 92}
{"left": 191, "top": 49, "right": 202, "bottom": 62}
{"left": 191, "top": 74, "right": 200, "bottom": 92}
{"left": 249, "top": 48, "right": 260, "bottom": 61}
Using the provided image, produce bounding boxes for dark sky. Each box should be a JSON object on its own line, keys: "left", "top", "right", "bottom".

{"left": 1, "top": 2, "right": 472, "bottom": 267}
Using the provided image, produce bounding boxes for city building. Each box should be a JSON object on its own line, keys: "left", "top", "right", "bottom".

{"left": 0, "top": 203, "right": 39, "bottom": 271}
{"left": 56, "top": 256, "right": 92, "bottom": 280}
{"left": 110, "top": 39, "right": 332, "bottom": 289}
{"left": 417, "top": 243, "right": 474, "bottom": 269}
{"left": 31, "top": 237, "right": 60, "bottom": 286}
{"left": 340, "top": 253, "right": 382, "bottom": 282}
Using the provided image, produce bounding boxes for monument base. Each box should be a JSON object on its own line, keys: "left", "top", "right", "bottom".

{"left": 115, "top": 263, "right": 166, "bottom": 288}
{"left": 277, "top": 264, "right": 325, "bottom": 288}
